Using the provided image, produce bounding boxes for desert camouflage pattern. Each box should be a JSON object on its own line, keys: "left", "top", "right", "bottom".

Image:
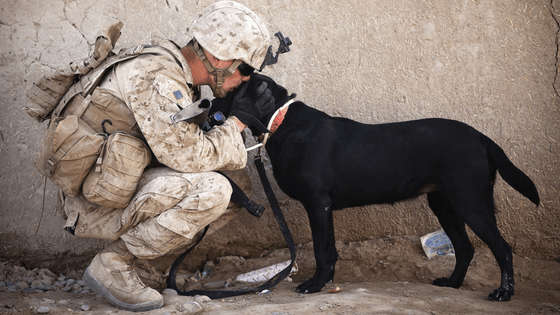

{"left": 188, "top": 1, "right": 270, "bottom": 70}
{"left": 102, "top": 39, "right": 247, "bottom": 172}
{"left": 119, "top": 169, "right": 234, "bottom": 259}
{"left": 63, "top": 38, "right": 249, "bottom": 258}
{"left": 63, "top": 168, "right": 250, "bottom": 259}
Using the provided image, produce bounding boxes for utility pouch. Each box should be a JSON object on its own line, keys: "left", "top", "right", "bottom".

{"left": 35, "top": 114, "right": 106, "bottom": 196}
{"left": 82, "top": 132, "right": 151, "bottom": 208}
{"left": 25, "top": 73, "right": 77, "bottom": 123}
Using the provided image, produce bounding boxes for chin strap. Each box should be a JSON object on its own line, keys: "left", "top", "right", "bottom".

{"left": 189, "top": 39, "right": 242, "bottom": 98}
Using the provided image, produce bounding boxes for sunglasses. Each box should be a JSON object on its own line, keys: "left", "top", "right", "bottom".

{"left": 238, "top": 63, "right": 255, "bottom": 76}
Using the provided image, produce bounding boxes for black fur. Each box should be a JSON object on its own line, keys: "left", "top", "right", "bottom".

{"left": 211, "top": 74, "right": 540, "bottom": 301}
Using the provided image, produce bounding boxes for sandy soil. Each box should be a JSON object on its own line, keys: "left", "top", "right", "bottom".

{"left": 1, "top": 236, "right": 559, "bottom": 314}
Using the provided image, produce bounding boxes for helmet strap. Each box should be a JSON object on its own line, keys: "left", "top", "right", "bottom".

{"left": 190, "top": 39, "right": 242, "bottom": 98}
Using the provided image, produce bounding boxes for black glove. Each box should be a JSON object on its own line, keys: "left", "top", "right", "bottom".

{"left": 230, "top": 80, "right": 275, "bottom": 135}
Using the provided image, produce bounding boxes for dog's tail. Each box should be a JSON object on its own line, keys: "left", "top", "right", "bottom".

{"left": 487, "top": 138, "right": 540, "bottom": 206}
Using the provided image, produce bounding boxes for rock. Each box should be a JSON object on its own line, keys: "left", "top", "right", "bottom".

{"left": 39, "top": 269, "right": 57, "bottom": 279}
{"left": 80, "top": 304, "right": 91, "bottom": 311}
{"left": 6, "top": 285, "right": 19, "bottom": 292}
{"left": 36, "top": 306, "right": 50, "bottom": 314}
{"left": 16, "top": 281, "right": 28, "bottom": 289}
{"left": 194, "top": 295, "right": 211, "bottom": 304}
{"left": 181, "top": 301, "right": 203, "bottom": 313}
{"left": 41, "top": 277, "right": 53, "bottom": 286}
{"left": 162, "top": 288, "right": 178, "bottom": 296}
{"left": 36, "top": 284, "right": 53, "bottom": 291}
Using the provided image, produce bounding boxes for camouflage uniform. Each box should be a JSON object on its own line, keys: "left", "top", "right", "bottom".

{"left": 63, "top": 39, "right": 248, "bottom": 259}
{"left": 76, "top": 2, "right": 277, "bottom": 311}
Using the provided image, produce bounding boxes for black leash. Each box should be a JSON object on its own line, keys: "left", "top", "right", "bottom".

{"left": 167, "top": 153, "right": 297, "bottom": 298}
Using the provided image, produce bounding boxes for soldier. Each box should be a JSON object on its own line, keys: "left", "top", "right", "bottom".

{"left": 57, "top": 1, "right": 283, "bottom": 311}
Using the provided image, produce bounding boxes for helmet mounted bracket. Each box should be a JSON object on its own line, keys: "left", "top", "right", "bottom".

{"left": 259, "top": 32, "right": 292, "bottom": 71}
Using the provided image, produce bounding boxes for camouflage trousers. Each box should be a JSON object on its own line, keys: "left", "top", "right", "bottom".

{"left": 61, "top": 167, "right": 250, "bottom": 259}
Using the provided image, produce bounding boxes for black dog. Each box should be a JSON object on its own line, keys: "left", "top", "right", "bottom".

{"left": 211, "top": 74, "right": 540, "bottom": 301}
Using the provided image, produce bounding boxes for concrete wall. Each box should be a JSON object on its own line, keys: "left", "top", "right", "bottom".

{"left": 1, "top": 0, "right": 558, "bottom": 272}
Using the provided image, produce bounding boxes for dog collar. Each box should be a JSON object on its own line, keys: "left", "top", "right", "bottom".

{"left": 263, "top": 99, "right": 294, "bottom": 143}
{"left": 246, "top": 99, "right": 295, "bottom": 151}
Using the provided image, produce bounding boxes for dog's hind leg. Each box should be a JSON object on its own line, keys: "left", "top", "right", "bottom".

{"left": 296, "top": 200, "right": 338, "bottom": 293}
{"left": 436, "top": 176, "right": 515, "bottom": 301}
{"left": 427, "top": 191, "right": 475, "bottom": 289}
{"left": 459, "top": 203, "right": 515, "bottom": 301}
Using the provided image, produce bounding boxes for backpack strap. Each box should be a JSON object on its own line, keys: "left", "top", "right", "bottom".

{"left": 52, "top": 45, "right": 182, "bottom": 119}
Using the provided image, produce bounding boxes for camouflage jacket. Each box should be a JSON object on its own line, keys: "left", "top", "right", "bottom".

{"left": 98, "top": 39, "right": 247, "bottom": 173}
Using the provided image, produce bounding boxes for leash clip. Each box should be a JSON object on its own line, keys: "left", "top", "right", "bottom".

{"left": 254, "top": 146, "right": 264, "bottom": 161}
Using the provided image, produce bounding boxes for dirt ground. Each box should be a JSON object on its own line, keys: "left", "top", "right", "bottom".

{"left": 1, "top": 236, "right": 559, "bottom": 314}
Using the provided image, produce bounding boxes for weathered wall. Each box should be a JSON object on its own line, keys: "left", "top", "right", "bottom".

{"left": 1, "top": 0, "right": 558, "bottom": 273}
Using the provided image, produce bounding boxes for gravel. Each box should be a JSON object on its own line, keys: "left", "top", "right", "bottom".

{"left": 0, "top": 261, "right": 91, "bottom": 294}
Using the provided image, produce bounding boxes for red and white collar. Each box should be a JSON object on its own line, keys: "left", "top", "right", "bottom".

{"left": 246, "top": 99, "right": 295, "bottom": 151}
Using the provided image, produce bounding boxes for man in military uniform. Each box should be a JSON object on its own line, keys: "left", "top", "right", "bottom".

{"left": 61, "top": 1, "right": 283, "bottom": 311}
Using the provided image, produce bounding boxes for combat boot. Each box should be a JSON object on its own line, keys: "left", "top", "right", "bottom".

{"left": 83, "top": 239, "right": 164, "bottom": 311}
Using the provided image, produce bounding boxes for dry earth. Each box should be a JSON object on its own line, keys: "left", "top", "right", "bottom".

{"left": 1, "top": 236, "right": 559, "bottom": 314}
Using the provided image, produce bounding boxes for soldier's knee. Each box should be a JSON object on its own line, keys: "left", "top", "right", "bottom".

{"left": 212, "top": 172, "right": 233, "bottom": 204}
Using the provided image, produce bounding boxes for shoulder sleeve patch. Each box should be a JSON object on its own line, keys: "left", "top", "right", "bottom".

{"left": 173, "top": 90, "right": 184, "bottom": 100}
{"left": 153, "top": 74, "right": 192, "bottom": 108}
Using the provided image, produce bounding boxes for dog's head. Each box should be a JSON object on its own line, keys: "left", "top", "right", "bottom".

{"left": 210, "top": 74, "right": 295, "bottom": 136}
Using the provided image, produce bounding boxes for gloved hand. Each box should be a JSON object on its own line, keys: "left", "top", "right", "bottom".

{"left": 230, "top": 80, "right": 275, "bottom": 135}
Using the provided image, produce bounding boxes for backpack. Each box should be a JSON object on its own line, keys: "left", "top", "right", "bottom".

{"left": 27, "top": 22, "right": 175, "bottom": 207}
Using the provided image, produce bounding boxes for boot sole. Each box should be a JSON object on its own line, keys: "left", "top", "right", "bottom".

{"left": 83, "top": 267, "right": 164, "bottom": 312}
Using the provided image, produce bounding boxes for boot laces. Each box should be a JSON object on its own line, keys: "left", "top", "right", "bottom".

{"left": 121, "top": 265, "right": 146, "bottom": 290}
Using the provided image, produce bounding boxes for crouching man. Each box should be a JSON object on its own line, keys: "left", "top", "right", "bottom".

{"left": 54, "top": 1, "right": 286, "bottom": 311}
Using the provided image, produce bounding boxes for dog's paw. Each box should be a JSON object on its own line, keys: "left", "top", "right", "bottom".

{"left": 487, "top": 288, "right": 514, "bottom": 301}
{"left": 431, "top": 277, "right": 452, "bottom": 287}
{"left": 431, "top": 277, "right": 460, "bottom": 288}
{"left": 295, "top": 280, "right": 325, "bottom": 294}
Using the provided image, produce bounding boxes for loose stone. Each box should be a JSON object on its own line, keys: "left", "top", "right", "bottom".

{"left": 181, "top": 301, "right": 203, "bottom": 313}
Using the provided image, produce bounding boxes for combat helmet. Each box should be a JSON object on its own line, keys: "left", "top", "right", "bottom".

{"left": 188, "top": 1, "right": 290, "bottom": 98}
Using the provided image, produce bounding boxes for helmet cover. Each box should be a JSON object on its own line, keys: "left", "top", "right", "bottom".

{"left": 188, "top": 1, "right": 271, "bottom": 70}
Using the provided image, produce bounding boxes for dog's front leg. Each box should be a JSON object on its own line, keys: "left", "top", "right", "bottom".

{"left": 296, "top": 203, "right": 338, "bottom": 293}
